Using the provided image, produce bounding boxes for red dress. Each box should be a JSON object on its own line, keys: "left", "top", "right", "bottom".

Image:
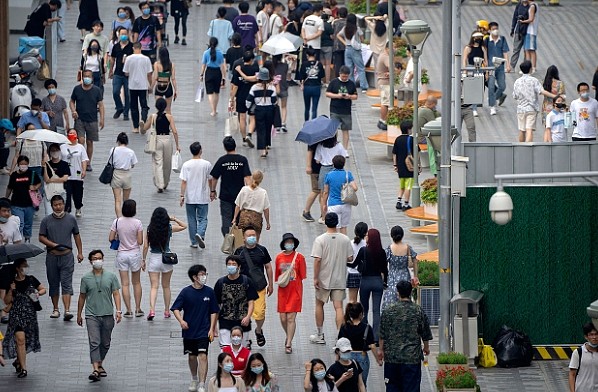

{"left": 275, "top": 251, "right": 306, "bottom": 313}
{"left": 222, "top": 345, "right": 251, "bottom": 376}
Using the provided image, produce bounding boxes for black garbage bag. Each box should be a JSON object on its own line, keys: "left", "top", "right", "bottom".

{"left": 491, "top": 325, "right": 533, "bottom": 368}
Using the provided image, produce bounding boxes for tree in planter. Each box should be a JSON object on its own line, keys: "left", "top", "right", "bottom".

{"left": 387, "top": 104, "right": 414, "bottom": 127}
{"left": 420, "top": 177, "right": 438, "bottom": 204}
{"left": 417, "top": 261, "right": 439, "bottom": 287}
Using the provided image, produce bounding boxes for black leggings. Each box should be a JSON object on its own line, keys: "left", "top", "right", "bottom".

{"left": 174, "top": 14, "right": 188, "bottom": 37}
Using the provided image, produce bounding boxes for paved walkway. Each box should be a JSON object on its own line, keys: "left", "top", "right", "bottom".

{"left": 0, "top": 0, "right": 593, "bottom": 390}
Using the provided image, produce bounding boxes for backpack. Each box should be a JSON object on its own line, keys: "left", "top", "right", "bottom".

{"left": 575, "top": 346, "right": 583, "bottom": 379}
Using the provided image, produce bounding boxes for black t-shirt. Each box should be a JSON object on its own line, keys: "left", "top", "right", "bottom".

{"left": 14, "top": 275, "right": 42, "bottom": 294}
{"left": 353, "top": 247, "right": 388, "bottom": 281}
{"left": 111, "top": 42, "right": 134, "bottom": 76}
{"left": 321, "top": 21, "right": 335, "bottom": 47}
{"left": 224, "top": 7, "right": 239, "bottom": 24}
{"left": 233, "top": 245, "right": 272, "bottom": 290}
{"left": 232, "top": 60, "right": 260, "bottom": 100}
{"left": 327, "top": 360, "right": 363, "bottom": 392}
{"left": 8, "top": 169, "right": 41, "bottom": 207}
{"left": 338, "top": 322, "right": 376, "bottom": 352}
{"left": 25, "top": 3, "right": 52, "bottom": 38}
{"left": 225, "top": 46, "right": 244, "bottom": 71}
{"left": 70, "top": 85, "right": 103, "bottom": 122}
{"left": 213, "top": 274, "right": 259, "bottom": 331}
{"left": 132, "top": 16, "right": 161, "bottom": 52}
{"left": 299, "top": 60, "right": 325, "bottom": 87}
{"left": 308, "top": 144, "right": 321, "bottom": 174}
{"left": 210, "top": 154, "right": 252, "bottom": 202}
{"left": 327, "top": 78, "right": 357, "bottom": 115}
{"left": 392, "top": 134, "right": 414, "bottom": 179}
{"left": 46, "top": 160, "right": 70, "bottom": 189}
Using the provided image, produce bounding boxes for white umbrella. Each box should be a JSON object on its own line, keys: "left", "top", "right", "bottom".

{"left": 261, "top": 33, "right": 303, "bottom": 56}
{"left": 17, "top": 129, "right": 70, "bottom": 144}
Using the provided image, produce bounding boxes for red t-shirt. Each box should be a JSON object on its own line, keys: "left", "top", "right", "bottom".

{"left": 222, "top": 345, "right": 251, "bottom": 376}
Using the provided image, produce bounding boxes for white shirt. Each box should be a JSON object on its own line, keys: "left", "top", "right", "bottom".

{"left": 123, "top": 53, "right": 152, "bottom": 90}
{"left": 302, "top": 14, "right": 324, "bottom": 49}
{"left": 512, "top": 74, "right": 543, "bottom": 113}
{"left": 570, "top": 98, "right": 598, "bottom": 139}
{"left": 60, "top": 143, "right": 89, "bottom": 181}
{"left": 109, "top": 146, "right": 138, "bottom": 170}
{"left": 82, "top": 54, "right": 101, "bottom": 73}
{"left": 545, "top": 110, "right": 566, "bottom": 142}
{"left": 234, "top": 185, "right": 270, "bottom": 213}
{"left": 269, "top": 14, "right": 283, "bottom": 37}
{"left": 569, "top": 344, "right": 598, "bottom": 392}
{"left": 256, "top": 10, "right": 270, "bottom": 42}
{"left": 180, "top": 158, "right": 212, "bottom": 205}
{"left": 527, "top": 2, "right": 539, "bottom": 36}
{"left": 314, "top": 143, "right": 348, "bottom": 166}
{"left": 0, "top": 216, "right": 22, "bottom": 245}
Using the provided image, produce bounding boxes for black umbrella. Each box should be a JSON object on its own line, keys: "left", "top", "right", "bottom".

{"left": 0, "top": 243, "right": 45, "bottom": 264}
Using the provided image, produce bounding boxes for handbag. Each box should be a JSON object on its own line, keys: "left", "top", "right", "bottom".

{"left": 341, "top": 170, "right": 358, "bottom": 206}
{"left": 405, "top": 135, "right": 414, "bottom": 173}
{"left": 28, "top": 171, "right": 42, "bottom": 208}
{"left": 160, "top": 244, "right": 178, "bottom": 265}
{"left": 478, "top": 338, "right": 498, "bottom": 368}
{"left": 172, "top": 151, "right": 183, "bottom": 173}
{"left": 221, "top": 224, "right": 243, "bottom": 254}
{"left": 195, "top": 84, "right": 205, "bottom": 103}
{"left": 44, "top": 163, "right": 64, "bottom": 200}
{"left": 143, "top": 115, "right": 157, "bottom": 154}
{"left": 225, "top": 112, "right": 239, "bottom": 136}
{"left": 110, "top": 218, "right": 120, "bottom": 250}
{"left": 37, "top": 61, "right": 50, "bottom": 81}
{"left": 276, "top": 252, "right": 298, "bottom": 288}
{"left": 99, "top": 148, "right": 115, "bottom": 184}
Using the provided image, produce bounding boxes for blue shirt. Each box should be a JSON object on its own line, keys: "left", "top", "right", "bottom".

{"left": 325, "top": 169, "right": 354, "bottom": 206}
{"left": 484, "top": 35, "right": 510, "bottom": 71}
{"left": 202, "top": 48, "right": 225, "bottom": 68}
{"left": 207, "top": 19, "right": 234, "bottom": 53}
{"left": 171, "top": 285, "right": 220, "bottom": 339}
{"left": 17, "top": 110, "right": 50, "bottom": 130}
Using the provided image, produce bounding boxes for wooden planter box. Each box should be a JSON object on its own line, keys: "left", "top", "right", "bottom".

{"left": 442, "top": 388, "right": 476, "bottom": 392}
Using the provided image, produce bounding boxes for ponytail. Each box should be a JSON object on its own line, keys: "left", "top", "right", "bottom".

{"left": 209, "top": 37, "right": 218, "bottom": 62}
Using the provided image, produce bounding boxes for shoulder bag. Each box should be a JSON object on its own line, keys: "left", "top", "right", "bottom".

{"left": 28, "top": 171, "right": 42, "bottom": 208}
{"left": 221, "top": 224, "right": 243, "bottom": 255}
{"left": 110, "top": 218, "right": 120, "bottom": 250}
{"left": 405, "top": 135, "right": 414, "bottom": 172}
{"left": 143, "top": 115, "right": 157, "bottom": 154}
{"left": 242, "top": 248, "right": 268, "bottom": 290}
{"left": 44, "top": 163, "right": 64, "bottom": 200}
{"left": 276, "top": 252, "right": 298, "bottom": 288}
{"left": 341, "top": 170, "right": 358, "bottom": 206}
{"left": 99, "top": 148, "right": 115, "bottom": 184}
{"left": 160, "top": 244, "right": 178, "bottom": 265}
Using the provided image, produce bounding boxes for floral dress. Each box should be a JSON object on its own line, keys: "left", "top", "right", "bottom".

{"left": 381, "top": 245, "right": 417, "bottom": 311}
{"left": 246, "top": 373, "right": 279, "bottom": 392}
{"left": 2, "top": 276, "right": 42, "bottom": 359}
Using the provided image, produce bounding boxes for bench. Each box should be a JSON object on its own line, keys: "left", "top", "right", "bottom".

{"left": 367, "top": 132, "right": 428, "bottom": 158}
{"left": 410, "top": 223, "right": 438, "bottom": 251}
{"left": 418, "top": 249, "right": 439, "bottom": 263}
{"left": 404, "top": 205, "right": 437, "bottom": 222}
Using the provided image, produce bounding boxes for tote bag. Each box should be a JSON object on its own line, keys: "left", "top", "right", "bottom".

{"left": 143, "top": 115, "right": 157, "bottom": 154}
{"left": 341, "top": 171, "right": 358, "bottom": 206}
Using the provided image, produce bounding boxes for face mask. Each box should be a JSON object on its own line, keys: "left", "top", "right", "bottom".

{"left": 198, "top": 275, "right": 207, "bottom": 285}
{"left": 231, "top": 336, "right": 242, "bottom": 345}
{"left": 222, "top": 363, "right": 234, "bottom": 373}
{"left": 120, "top": 34, "right": 129, "bottom": 42}
{"left": 588, "top": 342, "right": 598, "bottom": 348}
{"left": 226, "top": 265, "right": 238, "bottom": 275}
{"left": 474, "top": 39, "right": 482, "bottom": 44}
{"left": 142, "top": 8, "right": 151, "bottom": 16}
{"left": 581, "top": 92, "right": 590, "bottom": 99}
{"left": 246, "top": 236, "right": 257, "bottom": 246}
{"left": 19, "top": 165, "right": 28, "bottom": 172}
{"left": 314, "top": 370, "right": 327, "bottom": 380}
{"left": 53, "top": 211, "right": 66, "bottom": 219}
{"left": 92, "top": 260, "right": 103, "bottom": 270}
{"left": 0, "top": 217, "right": 7, "bottom": 224}
{"left": 491, "top": 29, "right": 499, "bottom": 36}
{"left": 284, "top": 243, "right": 295, "bottom": 252}
{"left": 251, "top": 366, "right": 264, "bottom": 374}
{"left": 21, "top": 267, "right": 30, "bottom": 275}
{"left": 118, "top": 12, "right": 127, "bottom": 19}
{"left": 51, "top": 152, "right": 60, "bottom": 159}
{"left": 30, "top": 110, "right": 39, "bottom": 116}
{"left": 555, "top": 103, "right": 565, "bottom": 109}
{"left": 90, "top": 46, "right": 99, "bottom": 51}
{"left": 339, "top": 352, "right": 352, "bottom": 361}
{"left": 68, "top": 134, "right": 78, "bottom": 142}
{"left": 48, "top": 88, "right": 56, "bottom": 95}
{"left": 83, "top": 77, "right": 93, "bottom": 86}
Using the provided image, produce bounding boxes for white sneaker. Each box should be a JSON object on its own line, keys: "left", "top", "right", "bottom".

{"left": 195, "top": 234, "right": 205, "bottom": 249}
{"left": 490, "top": 107, "right": 497, "bottom": 116}
{"left": 473, "top": 109, "right": 479, "bottom": 117}
{"left": 198, "top": 387, "right": 206, "bottom": 392}
{"left": 188, "top": 380, "right": 199, "bottom": 392}
{"left": 309, "top": 333, "right": 325, "bottom": 344}
{"left": 75, "top": 209, "right": 82, "bottom": 217}
{"left": 318, "top": 217, "right": 325, "bottom": 224}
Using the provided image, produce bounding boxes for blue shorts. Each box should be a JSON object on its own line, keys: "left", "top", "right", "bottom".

{"left": 524, "top": 34, "right": 537, "bottom": 51}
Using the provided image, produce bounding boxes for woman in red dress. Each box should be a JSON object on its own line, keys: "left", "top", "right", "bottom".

{"left": 275, "top": 233, "right": 306, "bottom": 354}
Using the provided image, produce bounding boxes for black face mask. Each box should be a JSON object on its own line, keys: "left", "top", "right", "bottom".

{"left": 474, "top": 39, "right": 482, "bottom": 44}
{"left": 555, "top": 103, "right": 565, "bottom": 109}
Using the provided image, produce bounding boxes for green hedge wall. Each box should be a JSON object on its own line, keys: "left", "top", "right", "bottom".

{"left": 459, "top": 186, "right": 598, "bottom": 345}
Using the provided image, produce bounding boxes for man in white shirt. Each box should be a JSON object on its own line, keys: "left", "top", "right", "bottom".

{"left": 180, "top": 142, "right": 213, "bottom": 249}
{"left": 570, "top": 82, "right": 598, "bottom": 141}
{"left": 123, "top": 42, "right": 153, "bottom": 134}
{"left": 302, "top": 4, "right": 324, "bottom": 60}
{"left": 256, "top": 0, "right": 273, "bottom": 46}
{"left": 60, "top": 129, "right": 89, "bottom": 217}
{"left": 268, "top": 2, "right": 284, "bottom": 38}
{"left": 82, "top": 20, "right": 110, "bottom": 63}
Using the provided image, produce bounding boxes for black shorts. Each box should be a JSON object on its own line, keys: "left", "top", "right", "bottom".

{"left": 205, "top": 67, "right": 223, "bottom": 95}
{"left": 236, "top": 96, "right": 248, "bottom": 114}
{"left": 155, "top": 82, "right": 174, "bottom": 98}
{"left": 183, "top": 337, "right": 210, "bottom": 356}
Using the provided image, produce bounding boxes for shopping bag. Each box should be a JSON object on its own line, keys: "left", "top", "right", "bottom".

{"left": 172, "top": 151, "right": 183, "bottom": 173}
{"left": 195, "top": 84, "right": 205, "bottom": 103}
{"left": 143, "top": 116, "right": 157, "bottom": 154}
{"left": 478, "top": 338, "right": 497, "bottom": 368}
{"left": 225, "top": 113, "right": 239, "bottom": 136}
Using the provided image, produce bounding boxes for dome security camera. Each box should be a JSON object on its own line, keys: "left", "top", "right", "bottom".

{"left": 489, "top": 190, "right": 513, "bottom": 225}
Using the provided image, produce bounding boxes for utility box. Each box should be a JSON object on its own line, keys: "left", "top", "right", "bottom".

{"left": 451, "top": 156, "right": 469, "bottom": 197}
{"left": 462, "top": 74, "right": 485, "bottom": 105}
{"left": 451, "top": 290, "right": 484, "bottom": 360}
{"left": 588, "top": 299, "right": 598, "bottom": 331}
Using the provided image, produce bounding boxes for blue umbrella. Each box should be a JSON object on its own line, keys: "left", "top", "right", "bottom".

{"left": 295, "top": 116, "right": 341, "bottom": 145}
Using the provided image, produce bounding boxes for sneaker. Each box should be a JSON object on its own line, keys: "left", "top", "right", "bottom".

{"left": 281, "top": 125, "right": 288, "bottom": 133}
{"left": 0, "top": 315, "right": 8, "bottom": 324}
{"left": 197, "top": 387, "right": 206, "bottom": 392}
{"left": 472, "top": 109, "right": 478, "bottom": 117}
{"left": 135, "top": 310, "right": 145, "bottom": 318}
{"left": 377, "top": 120, "right": 387, "bottom": 130}
{"left": 498, "top": 93, "right": 507, "bottom": 106}
{"left": 123, "top": 311, "right": 134, "bottom": 318}
{"left": 50, "top": 309, "right": 60, "bottom": 319}
{"left": 402, "top": 205, "right": 412, "bottom": 211}
{"left": 518, "top": 70, "right": 524, "bottom": 75}
{"left": 318, "top": 217, "right": 325, "bottom": 224}
{"left": 309, "top": 333, "right": 326, "bottom": 344}
{"left": 182, "top": 39, "right": 187, "bottom": 46}
{"left": 396, "top": 201, "right": 402, "bottom": 210}
{"left": 190, "top": 243, "right": 198, "bottom": 248}
{"left": 63, "top": 311, "right": 74, "bottom": 321}
{"left": 188, "top": 380, "right": 198, "bottom": 392}
{"left": 302, "top": 211, "right": 315, "bottom": 222}
{"left": 275, "top": 127, "right": 282, "bottom": 133}
{"left": 113, "top": 109, "right": 123, "bottom": 119}
{"left": 87, "top": 164, "right": 93, "bottom": 172}
{"left": 174, "top": 36, "right": 180, "bottom": 44}
{"left": 195, "top": 234, "right": 205, "bottom": 249}
{"left": 490, "top": 107, "right": 497, "bottom": 116}
{"left": 123, "top": 115, "right": 129, "bottom": 121}
{"left": 361, "top": 89, "right": 368, "bottom": 94}
{"left": 75, "top": 209, "right": 82, "bottom": 217}
{"left": 244, "top": 135, "right": 255, "bottom": 148}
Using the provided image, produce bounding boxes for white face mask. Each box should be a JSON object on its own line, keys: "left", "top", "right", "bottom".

{"left": 92, "top": 260, "right": 104, "bottom": 270}
{"left": 491, "top": 29, "right": 499, "bottom": 37}
{"left": 198, "top": 275, "right": 207, "bottom": 285}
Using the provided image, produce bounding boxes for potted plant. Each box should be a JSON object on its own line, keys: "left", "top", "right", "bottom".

{"left": 416, "top": 261, "right": 440, "bottom": 326}
{"left": 437, "top": 352, "right": 469, "bottom": 371}
{"left": 393, "top": 37, "right": 409, "bottom": 59}
{"left": 421, "top": 68, "right": 430, "bottom": 94}
{"left": 420, "top": 177, "right": 438, "bottom": 216}
{"left": 436, "top": 366, "right": 478, "bottom": 392}
{"left": 386, "top": 103, "right": 414, "bottom": 138}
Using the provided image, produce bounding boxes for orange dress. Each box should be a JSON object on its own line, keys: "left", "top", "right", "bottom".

{"left": 275, "top": 251, "right": 306, "bottom": 313}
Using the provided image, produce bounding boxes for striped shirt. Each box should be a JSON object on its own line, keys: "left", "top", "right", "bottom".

{"left": 246, "top": 83, "right": 277, "bottom": 108}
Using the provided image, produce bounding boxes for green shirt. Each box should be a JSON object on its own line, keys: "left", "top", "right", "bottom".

{"left": 380, "top": 300, "right": 433, "bottom": 364}
{"left": 80, "top": 270, "right": 121, "bottom": 317}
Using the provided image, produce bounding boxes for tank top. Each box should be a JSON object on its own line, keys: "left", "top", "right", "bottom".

{"left": 467, "top": 45, "right": 485, "bottom": 66}
{"left": 155, "top": 113, "right": 171, "bottom": 135}
{"left": 156, "top": 62, "right": 172, "bottom": 94}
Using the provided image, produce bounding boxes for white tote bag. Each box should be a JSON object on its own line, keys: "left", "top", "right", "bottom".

{"left": 225, "top": 112, "right": 240, "bottom": 136}
{"left": 172, "top": 151, "right": 183, "bottom": 173}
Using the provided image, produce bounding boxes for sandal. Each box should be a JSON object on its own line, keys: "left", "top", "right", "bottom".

{"left": 163, "top": 311, "right": 171, "bottom": 319}
{"left": 285, "top": 345, "right": 292, "bottom": 354}
{"left": 50, "top": 309, "right": 60, "bottom": 319}
{"left": 255, "top": 329, "right": 266, "bottom": 347}
{"left": 12, "top": 360, "right": 21, "bottom": 373}
{"left": 147, "top": 311, "right": 155, "bottom": 321}
{"left": 98, "top": 366, "right": 107, "bottom": 377}
{"left": 88, "top": 370, "right": 101, "bottom": 382}
{"left": 17, "top": 369, "right": 27, "bottom": 378}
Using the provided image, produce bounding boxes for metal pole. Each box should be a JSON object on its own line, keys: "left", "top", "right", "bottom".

{"left": 366, "top": 0, "right": 371, "bottom": 16}
{"left": 411, "top": 49, "right": 420, "bottom": 208}
{"left": 0, "top": 1, "right": 9, "bottom": 118}
{"left": 388, "top": 2, "right": 395, "bottom": 109}
{"left": 452, "top": 0, "right": 463, "bottom": 156}
{"left": 439, "top": 0, "right": 452, "bottom": 354}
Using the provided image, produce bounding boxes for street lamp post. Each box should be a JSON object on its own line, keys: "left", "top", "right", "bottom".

{"left": 400, "top": 20, "right": 431, "bottom": 209}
